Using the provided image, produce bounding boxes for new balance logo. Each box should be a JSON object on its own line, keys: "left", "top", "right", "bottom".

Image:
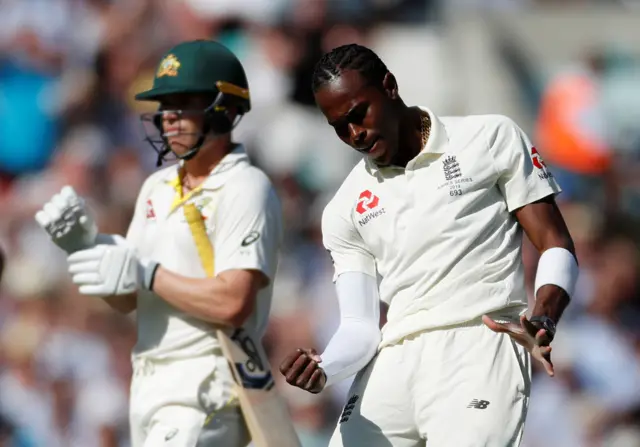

{"left": 467, "top": 399, "right": 490, "bottom": 409}
{"left": 339, "top": 394, "right": 359, "bottom": 424}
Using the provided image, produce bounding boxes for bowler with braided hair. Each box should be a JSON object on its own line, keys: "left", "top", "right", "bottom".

{"left": 279, "top": 44, "right": 578, "bottom": 446}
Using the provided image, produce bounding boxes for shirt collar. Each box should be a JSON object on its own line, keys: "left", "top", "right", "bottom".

{"left": 365, "top": 106, "right": 449, "bottom": 175}
{"left": 164, "top": 144, "right": 250, "bottom": 191}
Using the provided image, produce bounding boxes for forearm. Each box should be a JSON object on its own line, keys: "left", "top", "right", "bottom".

{"left": 151, "top": 267, "right": 253, "bottom": 327}
{"left": 321, "top": 272, "right": 381, "bottom": 387}
{"left": 322, "top": 318, "right": 380, "bottom": 387}
{"left": 532, "top": 246, "right": 578, "bottom": 324}
{"left": 531, "top": 285, "right": 570, "bottom": 322}
{"left": 515, "top": 197, "right": 577, "bottom": 324}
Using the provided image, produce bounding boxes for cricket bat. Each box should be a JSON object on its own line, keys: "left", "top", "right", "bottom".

{"left": 217, "top": 327, "right": 302, "bottom": 447}
{"left": 183, "top": 203, "right": 301, "bottom": 447}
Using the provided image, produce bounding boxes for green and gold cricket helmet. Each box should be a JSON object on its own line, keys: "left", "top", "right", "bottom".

{"left": 135, "top": 39, "right": 251, "bottom": 114}
{"left": 136, "top": 40, "right": 251, "bottom": 165}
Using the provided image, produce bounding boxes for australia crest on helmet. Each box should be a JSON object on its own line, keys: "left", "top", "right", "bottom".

{"left": 157, "top": 54, "right": 181, "bottom": 77}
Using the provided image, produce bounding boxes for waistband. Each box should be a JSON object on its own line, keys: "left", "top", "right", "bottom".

{"left": 132, "top": 347, "right": 225, "bottom": 378}
{"left": 381, "top": 307, "right": 526, "bottom": 349}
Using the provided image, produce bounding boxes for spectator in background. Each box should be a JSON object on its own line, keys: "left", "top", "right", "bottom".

{"left": 535, "top": 50, "right": 612, "bottom": 204}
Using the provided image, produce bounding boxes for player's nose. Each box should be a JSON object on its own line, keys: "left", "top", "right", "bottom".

{"left": 162, "top": 110, "right": 180, "bottom": 124}
{"left": 348, "top": 123, "right": 366, "bottom": 146}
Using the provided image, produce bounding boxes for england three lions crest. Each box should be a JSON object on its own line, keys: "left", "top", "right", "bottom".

{"left": 438, "top": 155, "right": 473, "bottom": 196}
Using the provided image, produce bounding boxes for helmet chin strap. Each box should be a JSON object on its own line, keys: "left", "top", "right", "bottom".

{"left": 176, "top": 134, "right": 207, "bottom": 162}
{"left": 154, "top": 107, "right": 244, "bottom": 167}
{"left": 155, "top": 132, "right": 207, "bottom": 167}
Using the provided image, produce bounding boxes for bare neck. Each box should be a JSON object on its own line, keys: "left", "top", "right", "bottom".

{"left": 182, "top": 137, "right": 234, "bottom": 189}
{"left": 390, "top": 106, "right": 424, "bottom": 168}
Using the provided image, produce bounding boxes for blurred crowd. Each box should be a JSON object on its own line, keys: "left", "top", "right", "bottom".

{"left": 1, "top": 0, "right": 640, "bottom": 446}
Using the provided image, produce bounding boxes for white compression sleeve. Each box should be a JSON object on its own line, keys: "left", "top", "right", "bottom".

{"left": 320, "top": 272, "right": 381, "bottom": 388}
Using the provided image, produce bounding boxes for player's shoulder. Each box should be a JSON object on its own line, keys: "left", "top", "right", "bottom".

{"left": 138, "top": 164, "right": 178, "bottom": 197}
{"left": 326, "top": 159, "right": 368, "bottom": 209}
{"left": 321, "top": 159, "right": 368, "bottom": 226}
{"left": 440, "top": 114, "right": 525, "bottom": 154}
{"left": 225, "top": 163, "right": 276, "bottom": 196}
{"left": 441, "top": 113, "right": 519, "bottom": 136}
{"left": 221, "top": 164, "right": 280, "bottom": 215}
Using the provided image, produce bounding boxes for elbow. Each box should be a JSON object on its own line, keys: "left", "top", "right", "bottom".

{"left": 222, "top": 294, "right": 255, "bottom": 328}
{"left": 364, "top": 326, "right": 382, "bottom": 358}
{"left": 348, "top": 318, "right": 381, "bottom": 360}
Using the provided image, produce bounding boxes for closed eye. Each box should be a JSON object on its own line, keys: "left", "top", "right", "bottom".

{"left": 347, "top": 103, "right": 368, "bottom": 125}
{"left": 329, "top": 102, "right": 369, "bottom": 139}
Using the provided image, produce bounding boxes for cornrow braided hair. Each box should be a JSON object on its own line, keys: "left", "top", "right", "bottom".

{"left": 312, "top": 44, "right": 389, "bottom": 92}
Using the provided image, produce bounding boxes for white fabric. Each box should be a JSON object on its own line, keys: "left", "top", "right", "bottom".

{"left": 534, "top": 247, "right": 579, "bottom": 298}
{"left": 320, "top": 272, "right": 381, "bottom": 388}
{"left": 129, "top": 353, "right": 246, "bottom": 447}
{"left": 322, "top": 109, "right": 561, "bottom": 349}
{"left": 66, "top": 244, "right": 155, "bottom": 296}
{"left": 127, "top": 145, "right": 282, "bottom": 361}
{"left": 328, "top": 319, "right": 530, "bottom": 447}
{"left": 35, "top": 185, "right": 98, "bottom": 253}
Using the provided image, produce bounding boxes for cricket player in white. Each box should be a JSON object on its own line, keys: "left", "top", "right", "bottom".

{"left": 35, "top": 40, "right": 282, "bottom": 447}
{"left": 280, "top": 44, "right": 578, "bottom": 446}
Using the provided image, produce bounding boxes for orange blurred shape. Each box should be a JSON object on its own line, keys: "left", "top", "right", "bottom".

{"left": 536, "top": 72, "right": 612, "bottom": 175}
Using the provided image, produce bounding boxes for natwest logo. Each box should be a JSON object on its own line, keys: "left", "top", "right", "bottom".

{"left": 356, "top": 190, "right": 379, "bottom": 214}
{"left": 531, "top": 147, "right": 546, "bottom": 169}
{"left": 531, "top": 147, "right": 553, "bottom": 180}
{"left": 355, "top": 190, "right": 385, "bottom": 226}
{"left": 146, "top": 199, "right": 156, "bottom": 220}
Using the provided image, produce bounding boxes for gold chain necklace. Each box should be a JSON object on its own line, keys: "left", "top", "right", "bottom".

{"left": 420, "top": 112, "right": 431, "bottom": 150}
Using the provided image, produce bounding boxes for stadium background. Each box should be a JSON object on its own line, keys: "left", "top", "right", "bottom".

{"left": 1, "top": 0, "right": 640, "bottom": 446}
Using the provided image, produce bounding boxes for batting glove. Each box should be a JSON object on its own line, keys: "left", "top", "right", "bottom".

{"left": 35, "top": 186, "right": 98, "bottom": 253}
{"left": 67, "top": 244, "right": 160, "bottom": 297}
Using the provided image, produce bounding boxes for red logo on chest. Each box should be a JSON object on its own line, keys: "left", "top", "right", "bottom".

{"left": 356, "top": 190, "right": 379, "bottom": 214}
{"left": 146, "top": 199, "right": 156, "bottom": 220}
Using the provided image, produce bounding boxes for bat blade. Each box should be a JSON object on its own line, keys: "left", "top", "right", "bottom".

{"left": 217, "top": 328, "right": 301, "bottom": 447}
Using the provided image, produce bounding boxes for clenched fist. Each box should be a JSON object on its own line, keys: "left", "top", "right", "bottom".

{"left": 35, "top": 186, "right": 97, "bottom": 253}
{"left": 279, "top": 348, "right": 327, "bottom": 394}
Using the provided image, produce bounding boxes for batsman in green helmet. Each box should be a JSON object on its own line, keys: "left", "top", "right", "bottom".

{"left": 137, "top": 39, "right": 252, "bottom": 166}
{"left": 34, "top": 40, "right": 286, "bottom": 446}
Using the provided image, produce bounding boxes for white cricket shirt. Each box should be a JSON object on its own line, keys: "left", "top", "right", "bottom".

{"left": 322, "top": 109, "right": 561, "bottom": 348}
{"left": 126, "top": 145, "right": 283, "bottom": 360}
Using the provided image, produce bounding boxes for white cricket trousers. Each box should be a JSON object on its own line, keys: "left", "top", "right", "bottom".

{"left": 329, "top": 317, "right": 531, "bottom": 447}
{"left": 129, "top": 352, "right": 251, "bottom": 447}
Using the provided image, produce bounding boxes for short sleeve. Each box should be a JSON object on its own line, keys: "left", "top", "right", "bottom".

{"left": 322, "top": 201, "right": 376, "bottom": 282}
{"left": 489, "top": 116, "right": 562, "bottom": 212}
{"left": 213, "top": 169, "right": 282, "bottom": 282}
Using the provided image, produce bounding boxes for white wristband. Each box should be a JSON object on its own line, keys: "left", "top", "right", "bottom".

{"left": 138, "top": 258, "right": 160, "bottom": 291}
{"left": 534, "top": 247, "right": 578, "bottom": 298}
